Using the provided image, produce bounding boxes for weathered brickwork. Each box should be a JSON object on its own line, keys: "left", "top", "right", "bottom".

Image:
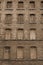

{"left": 0, "top": 0, "right": 43, "bottom": 65}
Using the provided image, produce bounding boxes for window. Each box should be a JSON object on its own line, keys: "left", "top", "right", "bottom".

{"left": 17, "top": 46, "right": 24, "bottom": 59}
{"left": 29, "top": 1, "right": 35, "bottom": 9}
{"left": 30, "top": 14, "right": 35, "bottom": 23}
{"left": 41, "top": 14, "right": 43, "bottom": 23}
{"left": 30, "top": 46, "right": 37, "bottom": 59}
{"left": 6, "top": 1, "right": 12, "bottom": 8}
{"left": 0, "top": 28, "right": 3, "bottom": 34}
{"left": 5, "top": 28, "right": 12, "bottom": 40}
{"left": 41, "top": 1, "right": 43, "bottom": 8}
{"left": 0, "top": 2, "right": 1, "bottom": 9}
{"left": 4, "top": 46, "right": 10, "bottom": 59}
{"left": 2, "top": 62, "right": 9, "bottom": 65}
{"left": 17, "top": 14, "right": 24, "bottom": 24}
{"left": 18, "top": 1, "right": 24, "bottom": 8}
{"left": 30, "top": 29, "right": 36, "bottom": 40}
{"left": 0, "top": 28, "right": 3, "bottom": 39}
{"left": 17, "top": 29, "right": 24, "bottom": 40}
{"left": 0, "top": 28, "right": 4, "bottom": 39}
{"left": 0, "top": 14, "right": 1, "bottom": 23}
{"left": 0, "top": 47, "right": 3, "bottom": 59}
{"left": 5, "top": 14, "right": 12, "bottom": 24}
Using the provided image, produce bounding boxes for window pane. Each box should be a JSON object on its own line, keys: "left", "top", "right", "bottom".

{"left": 30, "top": 47, "right": 37, "bottom": 59}
{"left": 17, "top": 47, "right": 24, "bottom": 59}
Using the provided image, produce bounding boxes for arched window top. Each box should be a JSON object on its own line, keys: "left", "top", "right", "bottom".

{"left": 30, "top": 28, "right": 36, "bottom": 30}
{"left": 4, "top": 46, "right": 10, "bottom": 49}
{"left": 17, "top": 46, "right": 24, "bottom": 48}
{"left": 30, "top": 46, "right": 37, "bottom": 48}
{"left": 18, "top": 1, "right": 24, "bottom": 3}
{"left": 41, "top": 1, "right": 43, "bottom": 3}
{"left": 30, "top": 1, "right": 35, "bottom": 3}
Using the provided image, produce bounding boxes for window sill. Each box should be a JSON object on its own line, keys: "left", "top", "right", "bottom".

{"left": 17, "top": 8, "right": 25, "bottom": 10}
{"left": 40, "top": 22, "right": 43, "bottom": 24}
{"left": 28, "top": 8, "right": 36, "bottom": 10}
{"left": 17, "top": 23, "right": 24, "bottom": 24}
{"left": 5, "top": 8, "right": 13, "bottom": 10}
{"left": 40, "top": 8, "right": 43, "bottom": 10}
{"left": 5, "top": 23, "right": 12, "bottom": 25}
{"left": 29, "top": 23, "right": 36, "bottom": 24}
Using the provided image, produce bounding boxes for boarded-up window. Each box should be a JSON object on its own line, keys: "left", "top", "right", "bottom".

{"left": 17, "top": 47, "right": 24, "bottom": 59}
{"left": 17, "top": 29, "right": 24, "bottom": 40}
{"left": 4, "top": 46, "right": 10, "bottom": 59}
{"left": 5, "top": 29, "right": 12, "bottom": 40}
{"left": 18, "top": 1, "right": 24, "bottom": 8}
{"left": 30, "top": 29, "right": 36, "bottom": 40}
{"left": 30, "top": 14, "right": 35, "bottom": 23}
{"left": 30, "top": 46, "right": 37, "bottom": 59}
{"left": 17, "top": 14, "right": 24, "bottom": 24}
{"left": 29, "top": 1, "right": 35, "bottom": 8}
{"left": 41, "top": 1, "right": 43, "bottom": 8}
{"left": 6, "top": 1, "right": 12, "bottom": 8}
{"left": 5, "top": 14, "right": 12, "bottom": 24}
{"left": 41, "top": 14, "right": 43, "bottom": 23}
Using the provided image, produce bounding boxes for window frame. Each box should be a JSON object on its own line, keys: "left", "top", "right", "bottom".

{"left": 17, "top": 14, "right": 24, "bottom": 24}
{"left": 18, "top": 1, "right": 24, "bottom": 8}
{"left": 30, "top": 46, "right": 37, "bottom": 59}
{"left": 29, "top": 29, "right": 36, "bottom": 40}
{"left": 41, "top": 1, "right": 43, "bottom": 9}
{"left": 4, "top": 46, "right": 10, "bottom": 60}
{"left": 29, "top": 1, "right": 35, "bottom": 9}
{"left": 16, "top": 46, "right": 24, "bottom": 59}
{"left": 40, "top": 14, "right": 43, "bottom": 24}
{"left": 29, "top": 14, "right": 36, "bottom": 24}
{"left": 6, "top": 1, "right": 13, "bottom": 9}
{"left": 5, "top": 28, "right": 12, "bottom": 40}
{"left": 5, "top": 14, "right": 12, "bottom": 25}
{"left": 17, "top": 28, "right": 24, "bottom": 40}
